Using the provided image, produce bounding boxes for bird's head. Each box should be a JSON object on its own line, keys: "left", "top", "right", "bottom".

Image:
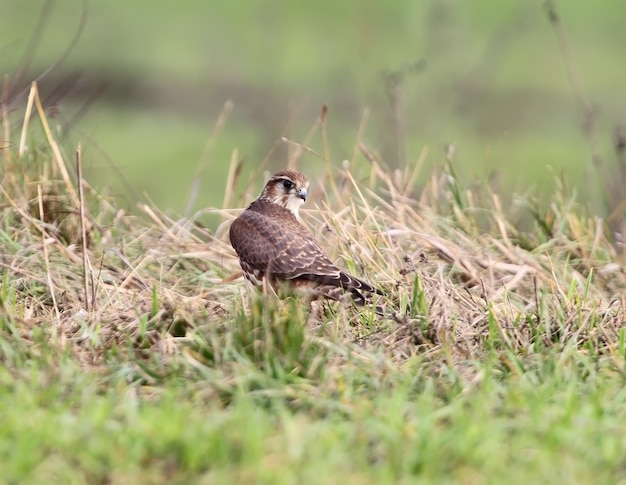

{"left": 259, "top": 170, "right": 309, "bottom": 219}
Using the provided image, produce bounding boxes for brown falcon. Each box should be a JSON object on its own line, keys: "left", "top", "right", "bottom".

{"left": 229, "top": 169, "right": 384, "bottom": 312}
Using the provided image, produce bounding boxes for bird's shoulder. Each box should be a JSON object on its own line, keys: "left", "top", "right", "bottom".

{"left": 232, "top": 199, "right": 303, "bottom": 232}
{"left": 229, "top": 199, "right": 310, "bottom": 249}
{"left": 247, "top": 199, "right": 300, "bottom": 220}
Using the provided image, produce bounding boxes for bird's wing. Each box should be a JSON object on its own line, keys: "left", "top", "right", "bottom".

{"left": 229, "top": 209, "right": 380, "bottom": 294}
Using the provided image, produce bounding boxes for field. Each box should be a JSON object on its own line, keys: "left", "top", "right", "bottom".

{"left": 3, "top": 2, "right": 626, "bottom": 484}
{"left": 2, "top": 85, "right": 626, "bottom": 483}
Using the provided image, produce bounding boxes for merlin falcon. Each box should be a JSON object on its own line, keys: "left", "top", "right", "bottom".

{"left": 229, "top": 169, "right": 384, "bottom": 312}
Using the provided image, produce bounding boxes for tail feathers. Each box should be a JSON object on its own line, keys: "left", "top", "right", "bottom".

{"left": 294, "top": 271, "right": 384, "bottom": 297}
{"left": 342, "top": 273, "right": 385, "bottom": 296}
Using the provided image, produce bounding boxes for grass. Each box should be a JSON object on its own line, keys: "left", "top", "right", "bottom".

{"left": 2, "top": 84, "right": 626, "bottom": 484}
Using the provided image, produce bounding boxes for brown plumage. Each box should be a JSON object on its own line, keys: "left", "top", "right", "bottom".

{"left": 229, "top": 169, "right": 384, "bottom": 311}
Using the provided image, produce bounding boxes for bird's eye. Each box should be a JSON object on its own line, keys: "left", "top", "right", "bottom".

{"left": 282, "top": 180, "right": 294, "bottom": 190}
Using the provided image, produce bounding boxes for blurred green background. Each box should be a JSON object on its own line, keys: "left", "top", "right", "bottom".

{"left": 3, "top": 0, "right": 626, "bottom": 215}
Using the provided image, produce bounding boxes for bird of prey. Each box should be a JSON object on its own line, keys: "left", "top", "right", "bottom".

{"left": 229, "top": 169, "right": 384, "bottom": 312}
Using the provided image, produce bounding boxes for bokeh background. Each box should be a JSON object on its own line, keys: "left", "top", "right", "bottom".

{"left": 3, "top": 0, "right": 626, "bottom": 217}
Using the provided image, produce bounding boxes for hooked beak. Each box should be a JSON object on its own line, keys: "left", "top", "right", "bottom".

{"left": 296, "top": 188, "right": 307, "bottom": 201}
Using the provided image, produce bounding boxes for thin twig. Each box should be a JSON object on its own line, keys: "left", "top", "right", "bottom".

{"left": 533, "top": 275, "right": 541, "bottom": 329}
{"left": 286, "top": 105, "right": 323, "bottom": 170}
{"left": 1, "top": 75, "right": 9, "bottom": 158}
{"left": 10, "top": 0, "right": 89, "bottom": 103}
{"left": 32, "top": 82, "right": 79, "bottom": 206}
{"left": 18, "top": 83, "right": 36, "bottom": 156}
{"left": 185, "top": 100, "right": 234, "bottom": 217}
{"left": 544, "top": 0, "right": 601, "bottom": 167}
{"left": 320, "top": 104, "right": 330, "bottom": 166}
{"left": 222, "top": 149, "right": 242, "bottom": 213}
{"left": 37, "top": 184, "right": 62, "bottom": 328}
{"left": 76, "top": 144, "right": 92, "bottom": 311}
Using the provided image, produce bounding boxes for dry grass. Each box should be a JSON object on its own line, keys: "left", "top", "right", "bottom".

{"left": 1, "top": 83, "right": 625, "bottom": 388}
